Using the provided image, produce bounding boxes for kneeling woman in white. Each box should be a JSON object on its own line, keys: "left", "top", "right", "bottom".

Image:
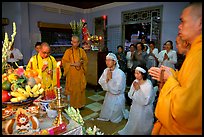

{"left": 98, "top": 53, "right": 127, "bottom": 123}
{"left": 118, "top": 65, "right": 156, "bottom": 135}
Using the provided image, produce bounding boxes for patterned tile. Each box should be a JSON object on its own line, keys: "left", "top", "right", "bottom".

{"left": 88, "top": 94, "right": 104, "bottom": 102}
{"left": 85, "top": 102, "right": 102, "bottom": 112}
{"left": 83, "top": 112, "right": 99, "bottom": 121}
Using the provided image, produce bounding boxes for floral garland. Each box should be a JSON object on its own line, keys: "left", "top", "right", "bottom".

{"left": 64, "top": 106, "right": 104, "bottom": 135}
{"left": 2, "top": 22, "right": 17, "bottom": 72}
{"left": 69, "top": 20, "right": 83, "bottom": 37}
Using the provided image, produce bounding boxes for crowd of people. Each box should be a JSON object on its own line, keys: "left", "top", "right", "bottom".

{"left": 7, "top": 2, "right": 202, "bottom": 135}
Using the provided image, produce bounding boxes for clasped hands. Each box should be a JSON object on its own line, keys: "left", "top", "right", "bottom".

{"left": 71, "top": 60, "right": 84, "bottom": 67}
{"left": 163, "top": 53, "right": 169, "bottom": 60}
{"left": 148, "top": 65, "right": 172, "bottom": 82}
{"left": 106, "top": 69, "right": 112, "bottom": 83}
{"left": 10, "top": 53, "right": 14, "bottom": 58}
{"left": 42, "top": 64, "right": 53, "bottom": 75}
{"left": 133, "top": 81, "right": 140, "bottom": 91}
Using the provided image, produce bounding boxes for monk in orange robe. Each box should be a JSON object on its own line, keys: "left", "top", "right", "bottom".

{"left": 148, "top": 2, "right": 202, "bottom": 135}
{"left": 62, "top": 35, "right": 88, "bottom": 109}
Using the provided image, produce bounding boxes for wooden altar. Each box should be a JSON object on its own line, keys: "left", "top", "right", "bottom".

{"left": 86, "top": 51, "right": 107, "bottom": 90}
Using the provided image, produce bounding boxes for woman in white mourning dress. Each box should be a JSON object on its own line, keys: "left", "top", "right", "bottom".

{"left": 118, "top": 65, "right": 156, "bottom": 135}
{"left": 97, "top": 53, "right": 127, "bottom": 123}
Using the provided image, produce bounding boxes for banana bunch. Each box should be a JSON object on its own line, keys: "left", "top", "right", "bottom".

{"left": 10, "top": 83, "right": 44, "bottom": 102}
{"left": 25, "top": 83, "right": 44, "bottom": 98}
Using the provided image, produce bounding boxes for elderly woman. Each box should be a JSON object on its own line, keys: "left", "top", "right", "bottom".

{"left": 118, "top": 65, "right": 156, "bottom": 135}
{"left": 97, "top": 53, "right": 127, "bottom": 123}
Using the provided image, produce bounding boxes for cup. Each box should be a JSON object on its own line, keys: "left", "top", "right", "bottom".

{"left": 46, "top": 109, "right": 58, "bottom": 119}
{"left": 43, "top": 104, "right": 58, "bottom": 119}
{"left": 40, "top": 102, "right": 49, "bottom": 111}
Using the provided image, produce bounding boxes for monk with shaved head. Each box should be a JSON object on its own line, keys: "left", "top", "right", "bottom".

{"left": 149, "top": 2, "right": 202, "bottom": 134}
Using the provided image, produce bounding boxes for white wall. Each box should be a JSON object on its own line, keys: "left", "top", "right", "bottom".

{"left": 87, "top": 2, "right": 189, "bottom": 52}
{"left": 2, "top": 2, "right": 189, "bottom": 64}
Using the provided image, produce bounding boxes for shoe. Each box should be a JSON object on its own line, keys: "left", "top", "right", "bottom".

{"left": 96, "top": 117, "right": 109, "bottom": 121}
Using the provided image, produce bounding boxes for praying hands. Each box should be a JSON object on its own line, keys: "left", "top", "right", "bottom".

{"left": 148, "top": 65, "right": 173, "bottom": 82}
{"left": 106, "top": 69, "right": 112, "bottom": 83}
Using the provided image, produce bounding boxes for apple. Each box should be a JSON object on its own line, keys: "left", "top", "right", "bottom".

{"left": 2, "top": 90, "right": 12, "bottom": 102}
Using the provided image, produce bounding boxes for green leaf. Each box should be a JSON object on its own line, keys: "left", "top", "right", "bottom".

{"left": 17, "top": 78, "right": 25, "bottom": 83}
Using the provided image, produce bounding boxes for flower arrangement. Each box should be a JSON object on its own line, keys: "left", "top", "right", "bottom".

{"left": 64, "top": 106, "right": 104, "bottom": 135}
{"left": 88, "top": 35, "right": 102, "bottom": 46}
{"left": 64, "top": 106, "right": 84, "bottom": 126}
{"left": 2, "top": 22, "right": 17, "bottom": 73}
{"left": 69, "top": 20, "right": 83, "bottom": 37}
{"left": 86, "top": 125, "right": 104, "bottom": 135}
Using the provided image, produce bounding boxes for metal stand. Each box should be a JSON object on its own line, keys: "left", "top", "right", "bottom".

{"left": 49, "top": 86, "right": 69, "bottom": 126}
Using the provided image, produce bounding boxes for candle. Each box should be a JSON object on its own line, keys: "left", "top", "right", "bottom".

{"left": 56, "top": 61, "right": 61, "bottom": 88}
{"left": 30, "top": 58, "right": 33, "bottom": 70}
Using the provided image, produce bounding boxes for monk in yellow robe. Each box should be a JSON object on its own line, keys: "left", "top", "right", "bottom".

{"left": 62, "top": 36, "right": 88, "bottom": 109}
{"left": 148, "top": 3, "right": 202, "bottom": 135}
{"left": 27, "top": 42, "right": 61, "bottom": 89}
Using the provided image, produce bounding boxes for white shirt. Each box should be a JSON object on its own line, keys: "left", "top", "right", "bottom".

{"left": 146, "top": 48, "right": 159, "bottom": 69}
{"left": 126, "top": 51, "right": 135, "bottom": 68}
{"left": 147, "top": 48, "right": 159, "bottom": 59}
{"left": 98, "top": 67, "right": 127, "bottom": 123}
{"left": 7, "top": 48, "right": 23, "bottom": 63}
{"left": 158, "top": 49, "right": 177, "bottom": 69}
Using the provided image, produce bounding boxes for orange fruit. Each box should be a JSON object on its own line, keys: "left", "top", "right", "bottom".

{"left": 41, "top": 84, "right": 46, "bottom": 89}
{"left": 25, "top": 70, "right": 34, "bottom": 78}
{"left": 32, "top": 70, "right": 39, "bottom": 77}
{"left": 27, "top": 77, "right": 36, "bottom": 87}
{"left": 34, "top": 76, "right": 41, "bottom": 84}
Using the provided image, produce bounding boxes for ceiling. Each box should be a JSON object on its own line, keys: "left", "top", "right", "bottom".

{"left": 53, "top": 2, "right": 113, "bottom": 9}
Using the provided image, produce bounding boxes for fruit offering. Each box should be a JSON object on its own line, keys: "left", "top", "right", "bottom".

{"left": 2, "top": 90, "right": 12, "bottom": 102}
{"left": 2, "top": 67, "right": 45, "bottom": 104}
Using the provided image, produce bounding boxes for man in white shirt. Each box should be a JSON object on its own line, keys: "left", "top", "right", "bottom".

{"left": 126, "top": 44, "right": 135, "bottom": 86}
{"left": 97, "top": 53, "right": 127, "bottom": 123}
{"left": 7, "top": 40, "right": 23, "bottom": 69}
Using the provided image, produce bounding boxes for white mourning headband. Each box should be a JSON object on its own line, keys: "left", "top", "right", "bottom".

{"left": 135, "top": 67, "right": 146, "bottom": 73}
{"left": 106, "top": 53, "right": 120, "bottom": 68}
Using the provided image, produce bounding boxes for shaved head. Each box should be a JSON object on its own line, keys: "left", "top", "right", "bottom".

{"left": 39, "top": 42, "right": 51, "bottom": 58}
{"left": 178, "top": 2, "right": 202, "bottom": 44}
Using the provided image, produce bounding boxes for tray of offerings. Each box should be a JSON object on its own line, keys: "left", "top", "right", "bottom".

{"left": 2, "top": 97, "right": 38, "bottom": 106}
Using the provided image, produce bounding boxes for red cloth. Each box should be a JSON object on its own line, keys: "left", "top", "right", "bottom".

{"left": 82, "top": 27, "right": 89, "bottom": 41}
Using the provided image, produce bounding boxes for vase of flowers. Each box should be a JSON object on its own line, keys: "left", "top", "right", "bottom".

{"left": 2, "top": 22, "right": 17, "bottom": 73}
{"left": 69, "top": 20, "right": 83, "bottom": 38}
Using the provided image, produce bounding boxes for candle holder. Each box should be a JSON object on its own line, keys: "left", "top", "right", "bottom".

{"left": 49, "top": 86, "right": 69, "bottom": 126}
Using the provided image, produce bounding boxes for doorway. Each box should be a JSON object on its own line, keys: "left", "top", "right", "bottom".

{"left": 122, "top": 5, "right": 162, "bottom": 51}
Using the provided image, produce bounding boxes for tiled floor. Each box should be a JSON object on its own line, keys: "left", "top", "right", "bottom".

{"left": 60, "top": 81, "right": 129, "bottom": 135}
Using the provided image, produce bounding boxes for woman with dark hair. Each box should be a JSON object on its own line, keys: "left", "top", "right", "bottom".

{"left": 132, "top": 42, "right": 148, "bottom": 70}
{"left": 118, "top": 65, "right": 156, "bottom": 135}
{"left": 158, "top": 40, "right": 177, "bottom": 69}
{"left": 115, "top": 45, "right": 127, "bottom": 73}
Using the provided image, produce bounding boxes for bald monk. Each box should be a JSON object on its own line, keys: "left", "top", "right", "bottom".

{"left": 27, "top": 42, "right": 61, "bottom": 89}
{"left": 62, "top": 35, "right": 88, "bottom": 109}
{"left": 148, "top": 2, "right": 202, "bottom": 135}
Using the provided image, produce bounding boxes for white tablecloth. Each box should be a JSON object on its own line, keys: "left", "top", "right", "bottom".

{"left": 2, "top": 112, "right": 83, "bottom": 135}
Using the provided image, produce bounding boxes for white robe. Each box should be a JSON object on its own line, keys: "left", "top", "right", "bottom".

{"left": 7, "top": 48, "right": 23, "bottom": 63}
{"left": 126, "top": 51, "right": 134, "bottom": 69}
{"left": 118, "top": 79, "right": 156, "bottom": 135}
{"left": 98, "top": 67, "right": 126, "bottom": 123}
